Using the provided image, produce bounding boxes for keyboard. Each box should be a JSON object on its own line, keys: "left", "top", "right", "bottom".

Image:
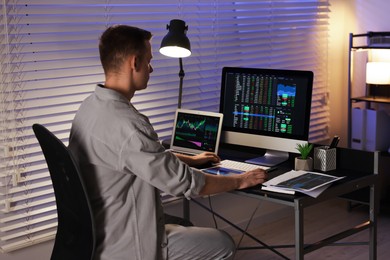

{"left": 218, "top": 159, "right": 270, "bottom": 171}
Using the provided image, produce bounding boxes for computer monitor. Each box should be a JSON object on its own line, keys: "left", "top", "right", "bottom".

{"left": 219, "top": 67, "right": 313, "bottom": 166}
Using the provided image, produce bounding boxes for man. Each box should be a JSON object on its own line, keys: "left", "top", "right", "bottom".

{"left": 68, "top": 25, "right": 268, "bottom": 260}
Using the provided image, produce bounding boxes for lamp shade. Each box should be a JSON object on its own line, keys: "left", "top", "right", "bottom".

{"left": 160, "top": 19, "right": 191, "bottom": 58}
{"left": 366, "top": 62, "right": 390, "bottom": 85}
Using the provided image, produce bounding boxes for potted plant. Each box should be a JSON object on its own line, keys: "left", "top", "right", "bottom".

{"left": 295, "top": 143, "right": 314, "bottom": 171}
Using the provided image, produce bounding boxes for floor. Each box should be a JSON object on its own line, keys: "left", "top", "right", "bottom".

{"left": 230, "top": 198, "right": 390, "bottom": 260}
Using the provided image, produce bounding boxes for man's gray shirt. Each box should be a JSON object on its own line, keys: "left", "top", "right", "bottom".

{"left": 68, "top": 85, "right": 205, "bottom": 260}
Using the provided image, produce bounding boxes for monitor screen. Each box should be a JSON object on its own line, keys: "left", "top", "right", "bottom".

{"left": 219, "top": 67, "right": 313, "bottom": 166}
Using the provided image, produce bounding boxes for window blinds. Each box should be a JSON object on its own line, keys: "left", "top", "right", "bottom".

{"left": 0, "top": 0, "right": 330, "bottom": 252}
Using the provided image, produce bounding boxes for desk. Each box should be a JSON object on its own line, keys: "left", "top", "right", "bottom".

{"left": 187, "top": 145, "right": 379, "bottom": 260}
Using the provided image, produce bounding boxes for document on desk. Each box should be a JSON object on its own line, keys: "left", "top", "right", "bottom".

{"left": 262, "top": 170, "right": 345, "bottom": 198}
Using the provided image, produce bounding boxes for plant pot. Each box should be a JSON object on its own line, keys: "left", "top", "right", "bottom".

{"left": 294, "top": 157, "right": 313, "bottom": 171}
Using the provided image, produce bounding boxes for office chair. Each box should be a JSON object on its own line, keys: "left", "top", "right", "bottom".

{"left": 32, "top": 124, "right": 96, "bottom": 260}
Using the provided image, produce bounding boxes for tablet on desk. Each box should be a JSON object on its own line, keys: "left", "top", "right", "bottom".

{"left": 202, "top": 159, "right": 269, "bottom": 176}
{"left": 202, "top": 166, "right": 244, "bottom": 176}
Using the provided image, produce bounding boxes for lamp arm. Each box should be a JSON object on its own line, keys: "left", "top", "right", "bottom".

{"left": 178, "top": 57, "right": 185, "bottom": 108}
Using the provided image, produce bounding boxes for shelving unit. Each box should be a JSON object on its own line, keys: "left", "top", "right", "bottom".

{"left": 347, "top": 31, "right": 390, "bottom": 148}
{"left": 347, "top": 32, "right": 390, "bottom": 208}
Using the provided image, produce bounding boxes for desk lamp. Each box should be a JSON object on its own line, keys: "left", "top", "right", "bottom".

{"left": 366, "top": 61, "right": 390, "bottom": 99}
{"left": 160, "top": 19, "right": 191, "bottom": 108}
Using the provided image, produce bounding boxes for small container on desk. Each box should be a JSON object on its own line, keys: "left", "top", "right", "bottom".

{"left": 314, "top": 146, "right": 336, "bottom": 172}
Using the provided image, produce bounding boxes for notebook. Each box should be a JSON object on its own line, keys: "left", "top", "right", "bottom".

{"left": 170, "top": 109, "right": 224, "bottom": 155}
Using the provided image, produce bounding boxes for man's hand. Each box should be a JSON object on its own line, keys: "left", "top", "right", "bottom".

{"left": 191, "top": 152, "right": 220, "bottom": 166}
{"left": 199, "top": 168, "right": 268, "bottom": 196}
{"left": 175, "top": 152, "right": 220, "bottom": 167}
{"left": 237, "top": 168, "right": 268, "bottom": 189}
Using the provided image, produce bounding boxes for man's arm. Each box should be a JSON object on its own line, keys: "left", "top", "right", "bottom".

{"left": 199, "top": 168, "right": 267, "bottom": 196}
{"left": 174, "top": 151, "right": 267, "bottom": 195}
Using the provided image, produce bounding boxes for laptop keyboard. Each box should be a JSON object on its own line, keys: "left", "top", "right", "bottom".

{"left": 219, "top": 159, "right": 270, "bottom": 171}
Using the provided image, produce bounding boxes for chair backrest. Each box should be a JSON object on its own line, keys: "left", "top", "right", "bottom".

{"left": 32, "top": 124, "right": 96, "bottom": 260}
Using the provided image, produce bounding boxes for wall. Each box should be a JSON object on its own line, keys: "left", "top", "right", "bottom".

{"left": 2, "top": 1, "right": 389, "bottom": 259}
{"left": 1, "top": 240, "right": 52, "bottom": 260}
{"left": 327, "top": 0, "right": 390, "bottom": 147}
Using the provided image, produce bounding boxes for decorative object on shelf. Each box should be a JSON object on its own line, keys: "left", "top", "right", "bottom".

{"left": 294, "top": 143, "right": 314, "bottom": 171}
{"left": 159, "top": 19, "right": 191, "bottom": 109}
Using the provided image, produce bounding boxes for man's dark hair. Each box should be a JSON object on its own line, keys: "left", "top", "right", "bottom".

{"left": 99, "top": 25, "right": 152, "bottom": 74}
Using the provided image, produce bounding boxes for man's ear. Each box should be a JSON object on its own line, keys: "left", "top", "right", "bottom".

{"left": 129, "top": 55, "right": 138, "bottom": 70}
{"left": 130, "top": 55, "right": 140, "bottom": 71}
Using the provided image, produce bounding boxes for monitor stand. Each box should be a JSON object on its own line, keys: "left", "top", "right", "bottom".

{"left": 244, "top": 150, "right": 289, "bottom": 167}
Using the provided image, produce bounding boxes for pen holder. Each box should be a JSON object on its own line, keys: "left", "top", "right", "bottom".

{"left": 314, "top": 146, "right": 336, "bottom": 172}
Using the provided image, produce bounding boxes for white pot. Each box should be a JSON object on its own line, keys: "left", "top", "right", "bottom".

{"left": 294, "top": 157, "right": 313, "bottom": 171}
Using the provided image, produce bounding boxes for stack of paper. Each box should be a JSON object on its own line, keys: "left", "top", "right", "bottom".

{"left": 262, "top": 170, "right": 345, "bottom": 198}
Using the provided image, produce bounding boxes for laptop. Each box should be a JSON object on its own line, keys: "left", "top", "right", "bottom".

{"left": 169, "top": 109, "right": 270, "bottom": 174}
{"left": 170, "top": 109, "right": 224, "bottom": 155}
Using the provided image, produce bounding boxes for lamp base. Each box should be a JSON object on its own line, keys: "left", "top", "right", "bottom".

{"left": 368, "top": 84, "right": 390, "bottom": 98}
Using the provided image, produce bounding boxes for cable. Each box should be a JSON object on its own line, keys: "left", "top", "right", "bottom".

{"left": 207, "top": 195, "right": 261, "bottom": 248}
{"left": 236, "top": 200, "right": 262, "bottom": 249}
{"left": 207, "top": 195, "right": 262, "bottom": 247}
{"left": 191, "top": 198, "right": 289, "bottom": 259}
{"left": 207, "top": 195, "right": 218, "bottom": 229}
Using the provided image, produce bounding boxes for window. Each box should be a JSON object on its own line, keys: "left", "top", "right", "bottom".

{"left": 0, "top": 0, "right": 329, "bottom": 252}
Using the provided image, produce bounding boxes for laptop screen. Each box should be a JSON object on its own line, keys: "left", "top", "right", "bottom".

{"left": 170, "top": 109, "right": 223, "bottom": 155}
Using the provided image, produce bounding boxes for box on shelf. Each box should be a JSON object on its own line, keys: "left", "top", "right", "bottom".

{"left": 351, "top": 108, "right": 390, "bottom": 152}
